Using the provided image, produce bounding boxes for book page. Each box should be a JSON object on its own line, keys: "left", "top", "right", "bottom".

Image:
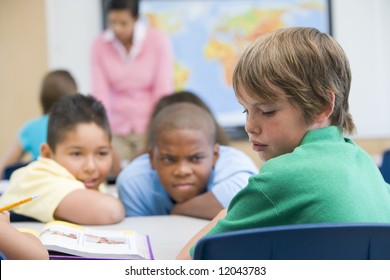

{"left": 17, "top": 228, "right": 40, "bottom": 237}
{"left": 39, "top": 221, "right": 152, "bottom": 259}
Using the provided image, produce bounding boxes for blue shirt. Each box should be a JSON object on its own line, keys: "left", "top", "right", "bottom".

{"left": 18, "top": 115, "right": 48, "bottom": 160}
{"left": 117, "top": 146, "right": 258, "bottom": 216}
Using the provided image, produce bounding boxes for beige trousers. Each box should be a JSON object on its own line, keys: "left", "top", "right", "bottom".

{"left": 112, "top": 133, "right": 146, "bottom": 165}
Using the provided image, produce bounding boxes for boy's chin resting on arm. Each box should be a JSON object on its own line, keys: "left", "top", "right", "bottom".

{"left": 54, "top": 189, "right": 125, "bottom": 225}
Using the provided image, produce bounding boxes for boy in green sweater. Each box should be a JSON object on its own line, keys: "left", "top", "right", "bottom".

{"left": 177, "top": 27, "right": 390, "bottom": 259}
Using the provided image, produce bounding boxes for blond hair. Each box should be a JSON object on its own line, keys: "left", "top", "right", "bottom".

{"left": 233, "top": 27, "right": 355, "bottom": 134}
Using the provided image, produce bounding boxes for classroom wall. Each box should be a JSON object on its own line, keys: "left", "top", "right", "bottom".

{"left": 332, "top": 0, "right": 390, "bottom": 139}
{"left": 45, "top": 0, "right": 102, "bottom": 94}
{"left": 1, "top": 0, "right": 389, "bottom": 164}
{"left": 0, "top": 0, "right": 48, "bottom": 158}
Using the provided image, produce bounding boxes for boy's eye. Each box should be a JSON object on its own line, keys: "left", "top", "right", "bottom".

{"left": 242, "top": 109, "right": 248, "bottom": 114}
{"left": 70, "top": 151, "right": 81, "bottom": 156}
{"left": 161, "top": 156, "right": 174, "bottom": 164}
{"left": 190, "top": 155, "right": 204, "bottom": 162}
{"left": 98, "top": 151, "right": 109, "bottom": 157}
{"left": 262, "top": 110, "right": 276, "bottom": 117}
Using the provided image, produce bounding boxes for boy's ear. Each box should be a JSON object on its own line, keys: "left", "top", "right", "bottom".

{"left": 148, "top": 148, "right": 156, "bottom": 170}
{"left": 40, "top": 143, "right": 54, "bottom": 158}
{"left": 315, "top": 90, "right": 335, "bottom": 124}
{"left": 212, "top": 143, "right": 220, "bottom": 166}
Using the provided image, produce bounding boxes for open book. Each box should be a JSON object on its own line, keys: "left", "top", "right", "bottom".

{"left": 20, "top": 221, "right": 153, "bottom": 260}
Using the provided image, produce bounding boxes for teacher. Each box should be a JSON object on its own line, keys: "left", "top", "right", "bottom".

{"left": 90, "top": 0, "right": 174, "bottom": 168}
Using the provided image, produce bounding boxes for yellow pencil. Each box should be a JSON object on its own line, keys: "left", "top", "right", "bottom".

{"left": 0, "top": 195, "right": 39, "bottom": 212}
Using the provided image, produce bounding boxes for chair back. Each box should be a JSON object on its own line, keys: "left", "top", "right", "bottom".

{"left": 9, "top": 211, "right": 39, "bottom": 222}
{"left": 380, "top": 150, "right": 390, "bottom": 183}
{"left": 193, "top": 223, "right": 390, "bottom": 260}
{"left": 2, "top": 162, "right": 30, "bottom": 180}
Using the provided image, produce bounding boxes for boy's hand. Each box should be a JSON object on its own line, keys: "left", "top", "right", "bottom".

{"left": 0, "top": 210, "right": 11, "bottom": 223}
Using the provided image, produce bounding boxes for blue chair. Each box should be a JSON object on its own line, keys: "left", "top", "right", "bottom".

{"left": 193, "top": 223, "right": 390, "bottom": 260}
{"left": 380, "top": 150, "right": 390, "bottom": 184}
{"left": 2, "top": 162, "right": 30, "bottom": 180}
{"left": 9, "top": 211, "right": 39, "bottom": 222}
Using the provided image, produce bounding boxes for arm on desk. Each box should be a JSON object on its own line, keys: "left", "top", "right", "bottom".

{"left": 171, "top": 192, "right": 223, "bottom": 220}
{"left": 0, "top": 211, "right": 49, "bottom": 260}
{"left": 176, "top": 209, "right": 227, "bottom": 260}
{"left": 54, "top": 189, "right": 125, "bottom": 225}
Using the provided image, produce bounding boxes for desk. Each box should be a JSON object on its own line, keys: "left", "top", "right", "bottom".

{"left": 12, "top": 215, "right": 209, "bottom": 260}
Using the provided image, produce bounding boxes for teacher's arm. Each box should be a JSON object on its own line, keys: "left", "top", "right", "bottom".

{"left": 151, "top": 32, "right": 174, "bottom": 101}
{"left": 90, "top": 40, "right": 111, "bottom": 110}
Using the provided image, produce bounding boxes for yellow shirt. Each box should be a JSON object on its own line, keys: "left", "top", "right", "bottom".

{"left": 0, "top": 157, "right": 105, "bottom": 222}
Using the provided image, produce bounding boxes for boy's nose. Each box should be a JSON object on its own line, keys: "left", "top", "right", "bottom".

{"left": 173, "top": 162, "right": 192, "bottom": 177}
{"left": 83, "top": 156, "right": 97, "bottom": 173}
{"left": 245, "top": 115, "right": 261, "bottom": 135}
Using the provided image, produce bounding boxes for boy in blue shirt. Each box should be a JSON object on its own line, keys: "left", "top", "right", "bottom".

{"left": 117, "top": 103, "right": 258, "bottom": 219}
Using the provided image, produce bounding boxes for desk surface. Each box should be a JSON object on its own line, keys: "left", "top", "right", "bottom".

{"left": 12, "top": 215, "right": 209, "bottom": 260}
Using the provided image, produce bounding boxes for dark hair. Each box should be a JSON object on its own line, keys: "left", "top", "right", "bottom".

{"left": 47, "top": 94, "right": 111, "bottom": 151}
{"left": 40, "top": 70, "right": 77, "bottom": 114}
{"left": 146, "top": 91, "right": 230, "bottom": 147}
{"left": 149, "top": 103, "right": 217, "bottom": 148}
{"left": 107, "top": 0, "right": 139, "bottom": 18}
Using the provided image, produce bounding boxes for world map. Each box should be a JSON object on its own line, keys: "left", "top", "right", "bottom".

{"left": 141, "top": 0, "right": 330, "bottom": 127}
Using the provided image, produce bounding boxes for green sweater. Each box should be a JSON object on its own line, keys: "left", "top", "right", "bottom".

{"left": 192, "top": 126, "right": 390, "bottom": 256}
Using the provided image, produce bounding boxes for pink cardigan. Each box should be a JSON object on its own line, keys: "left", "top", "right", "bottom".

{"left": 90, "top": 25, "right": 174, "bottom": 135}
